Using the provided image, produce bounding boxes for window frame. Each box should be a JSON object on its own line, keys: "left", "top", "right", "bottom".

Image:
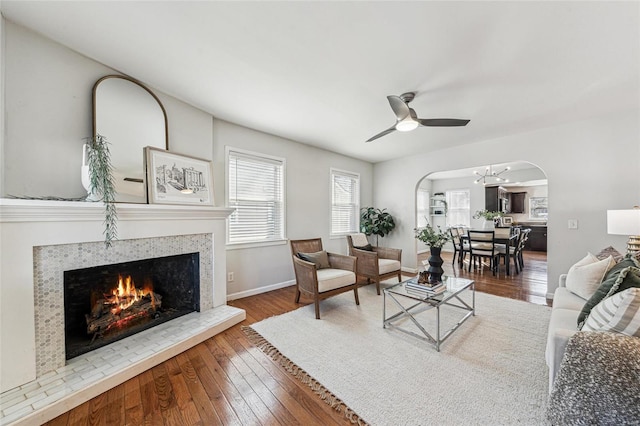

{"left": 225, "top": 146, "right": 287, "bottom": 249}
{"left": 445, "top": 188, "right": 471, "bottom": 228}
{"left": 330, "top": 168, "right": 361, "bottom": 238}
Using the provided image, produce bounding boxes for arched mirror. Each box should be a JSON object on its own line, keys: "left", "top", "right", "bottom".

{"left": 93, "top": 75, "right": 168, "bottom": 203}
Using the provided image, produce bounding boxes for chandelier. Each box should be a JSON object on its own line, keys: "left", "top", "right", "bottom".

{"left": 473, "top": 165, "right": 510, "bottom": 185}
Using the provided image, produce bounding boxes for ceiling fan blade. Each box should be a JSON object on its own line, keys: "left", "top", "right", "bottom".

{"left": 387, "top": 95, "right": 410, "bottom": 120}
{"left": 418, "top": 118, "right": 470, "bottom": 127}
{"left": 365, "top": 125, "right": 397, "bottom": 142}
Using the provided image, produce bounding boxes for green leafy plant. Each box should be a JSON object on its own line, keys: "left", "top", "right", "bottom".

{"left": 414, "top": 223, "right": 451, "bottom": 248}
{"left": 473, "top": 210, "right": 504, "bottom": 221}
{"left": 85, "top": 134, "right": 117, "bottom": 248}
{"left": 360, "top": 207, "right": 396, "bottom": 245}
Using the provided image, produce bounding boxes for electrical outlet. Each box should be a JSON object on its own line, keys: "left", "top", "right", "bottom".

{"left": 227, "top": 272, "right": 234, "bottom": 282}
{"left": 568, "top": 219, "right": 578, "bottom": 230}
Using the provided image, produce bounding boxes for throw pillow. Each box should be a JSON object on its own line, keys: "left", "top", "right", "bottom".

{"left": 577, "top": 260, "right": 640, "bottom": 328}
{"left": 354, "top": 244, "right": 373, "bottom": 251}
{"left": 595, "top": 246, "right": 624, "bottom": 263}
{"left": 297, "top": 251, "right": 331, "bottom": 269}
{"left": 581, "top": 288, "right": 640, "bottom": 337}
{"left": 565, "top": 253, "right": 615, "bottom": 300}
{"left": 350, "top": 233, "right": 370, "bottom": 247}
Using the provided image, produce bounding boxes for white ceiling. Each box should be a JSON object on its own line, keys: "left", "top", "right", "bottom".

{"left": 2, "top": 1, "right": 638, "bottom": 164}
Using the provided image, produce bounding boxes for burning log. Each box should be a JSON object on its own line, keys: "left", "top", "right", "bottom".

{"left": 85, "top": 292, "right": 162, "bottom": 335}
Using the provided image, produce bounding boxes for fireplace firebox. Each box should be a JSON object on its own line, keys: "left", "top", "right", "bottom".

{"left": 63, "top": 253, "right": 200, "bottom": 360}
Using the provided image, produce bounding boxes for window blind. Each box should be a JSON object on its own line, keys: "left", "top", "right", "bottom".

{"left": 331, "top": 169, "right": 360, "bottom": 236}
{"left": 227, "top": 150, "right": 285, "bottom": 244}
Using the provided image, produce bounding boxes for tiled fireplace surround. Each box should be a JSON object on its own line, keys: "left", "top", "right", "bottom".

{"left": 0, "top": 200, "right": 245, "bottom": 425}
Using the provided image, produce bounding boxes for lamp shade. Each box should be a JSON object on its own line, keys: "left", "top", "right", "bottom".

{"left": 607, "top": 209, "right": 640, "bottom": 235}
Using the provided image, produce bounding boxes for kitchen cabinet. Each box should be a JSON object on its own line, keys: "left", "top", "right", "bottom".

{"left": 509, "top": 192, "right": 526, "bottom": 214}
{"left": 485, "top": 186, "right": 507, "bottom": 212}
{"left": 524, "top": 226, "right": 547, "bottom": 251}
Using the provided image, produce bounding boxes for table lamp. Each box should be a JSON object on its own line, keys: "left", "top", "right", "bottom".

{"left": 607, "top": 207, "right": 640, "bottom": 253}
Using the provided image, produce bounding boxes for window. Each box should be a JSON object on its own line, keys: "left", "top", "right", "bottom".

{"left": 227, "top": 148, "right": 285, "bottom": 245}
{"left": 446, "top": 189, "right": 471, "bottom": 227}
{"left": 331, "top": 169, "right": 360, "bottom": 236}
{"left": 416, "top": 188, "right": 430, "bottom": 228}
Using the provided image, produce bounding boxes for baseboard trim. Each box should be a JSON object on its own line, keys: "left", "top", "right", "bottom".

{"left": 401, "top": 266, "right": 418, "bottom": 274}
{"left": 227, "top": 280, "right": 296, "bottom": 301}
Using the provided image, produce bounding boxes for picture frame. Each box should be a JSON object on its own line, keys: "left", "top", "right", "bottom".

{"left": 145, "top": 147, "right": 214, "bottom": 206}
{"left": 501, "top": 216, "right": 513, "bottom": 225}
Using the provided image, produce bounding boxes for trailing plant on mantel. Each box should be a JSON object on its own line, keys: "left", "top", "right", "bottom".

{"left": 84, "top": 134, "right": 117, "bottom": 248}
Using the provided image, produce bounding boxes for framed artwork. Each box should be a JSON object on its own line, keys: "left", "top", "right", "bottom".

{"left": 501, "top": 216, "right": 513, "bottom": 225}
{"left": 145, "top": 147, "right": 214, "bottom": 206}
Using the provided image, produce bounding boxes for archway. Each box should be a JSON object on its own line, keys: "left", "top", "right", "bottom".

{"left": 415, "top": 161, "right": 550, "bottom": 305}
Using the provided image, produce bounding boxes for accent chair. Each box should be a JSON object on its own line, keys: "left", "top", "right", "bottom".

{"left": 290, "top": 238, "right": 359, "bottom": 319}
{"left": 346, "top": 233, "right": 402, "bottom": 295}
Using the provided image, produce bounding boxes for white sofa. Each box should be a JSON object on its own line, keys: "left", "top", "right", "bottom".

{"left": 545, "top": 273, "right": 584, "bottom": 391}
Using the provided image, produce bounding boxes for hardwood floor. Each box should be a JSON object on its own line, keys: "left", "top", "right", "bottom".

{"left": 45, "top": 251, "right": 548, "bottom": 425}
{"left": 419, "top": 250, "right": 551, "bottom": 306}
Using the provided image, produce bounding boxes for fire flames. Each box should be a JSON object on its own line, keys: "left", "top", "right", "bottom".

{"left": 109, "top": 275, "right": 154, "bottom": 315}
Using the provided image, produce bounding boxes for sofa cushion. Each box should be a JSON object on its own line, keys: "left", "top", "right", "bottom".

{"left": 553, "top": 287, "right": 588, "bottom": 311}
{"left": 565, "top": 253, "right": 614, "bottom": 300}
{"left": 298, "top": 251, "right": 330, "bottom": 269}
{"left": 378, "top": 258, "right": 401, "bottom": 275}
{"left": 582, "top": 288, "right": 640, "bottom": 337}
{"left": 316, "top": 268, "right": 356, "bottom": 292}
{"left": 577, "top": 257, "right": 640, "bottom": 327}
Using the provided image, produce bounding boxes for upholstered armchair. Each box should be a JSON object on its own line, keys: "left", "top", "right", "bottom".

{"left": 290, "top": 238, "right": 359, "bottom": 319}
{"left": 346, "top": 233, "right": 402, "bottom": 295}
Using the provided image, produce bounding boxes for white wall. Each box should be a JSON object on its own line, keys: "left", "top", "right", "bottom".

{"left": 212, "top": 120, "right": 373, "bottom": 299}
{"left": 2, "top": 20, "right": 374, "bottom": 300}
{"left": 375, "top": 111, "right": 640, "bottom": 297}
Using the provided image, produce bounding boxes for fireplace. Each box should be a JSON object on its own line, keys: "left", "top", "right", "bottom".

{"left": 64, "top": 253, "right": 200, "bottom": 360}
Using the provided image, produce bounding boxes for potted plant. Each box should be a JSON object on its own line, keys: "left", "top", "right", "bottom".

{"left": 414, "top": 223, "right": 451, "bottom": 283}
{"left": 473, "top": 209, "right": 504, "bottom": 229}
{"left": 360, "top": 207, "right": 396, "bottom": 246}
{"left": 83, "top": 134, "right": 118, "bottom": 248}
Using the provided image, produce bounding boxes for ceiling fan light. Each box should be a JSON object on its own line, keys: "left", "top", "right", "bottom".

{"left": 396, "top": 118, "right": 419, "bottom": 132}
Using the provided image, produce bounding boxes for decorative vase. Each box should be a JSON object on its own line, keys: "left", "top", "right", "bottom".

{"left": 427, "top": 246, "right": 444, "bottom": 283}
{"left": 482, "top": 219, "right": 495, "bottom": 230}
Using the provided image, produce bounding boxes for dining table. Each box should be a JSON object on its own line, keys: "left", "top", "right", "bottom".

{"left": 459, "top": 230, "right": 519, "bottom": 275}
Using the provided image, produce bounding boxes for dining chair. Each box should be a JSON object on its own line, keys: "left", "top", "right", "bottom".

{"left": 518, "top": 228, "right": 532, "bottom": 270}
{"left": 467, "top": 230, "right": 496, "bottom": 275}
{"left": 494, "top": 227, "right": 522, "bottom": 276}
{"left": 450, "top": 227, "right": 470, "bottom": 267}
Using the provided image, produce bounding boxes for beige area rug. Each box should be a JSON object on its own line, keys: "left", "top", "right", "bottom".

{"left": 245, "top": 283, "right": 552, "bottom": 426}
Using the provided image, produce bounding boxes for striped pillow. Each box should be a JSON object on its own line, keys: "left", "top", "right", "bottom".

{"left": 581, "top": 288, "right": 640, "bottom": 337}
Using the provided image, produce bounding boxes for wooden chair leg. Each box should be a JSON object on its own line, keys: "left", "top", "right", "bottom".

{"left": 314, "top": 299, "right": 321, "bottom": 320}
{"left": 452, "top": 250, "right": 457, "bottom": 266}
{"left": 294, "top": 288, "right": 301, "bottom": 303}
{"left": 375, "top": 279, "right": 381, "bottom": 295}
{"left": 353, "top": 287, "right": 360, "bottom": 305}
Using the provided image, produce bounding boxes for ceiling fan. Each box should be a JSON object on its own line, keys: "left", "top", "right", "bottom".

{"left": 365, "top": 92, "right": 470, "bottom": 143}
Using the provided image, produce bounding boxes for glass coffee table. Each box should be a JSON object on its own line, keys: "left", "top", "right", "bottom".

{"left": 383, "top": 276, "right": 475, "bottom": 351}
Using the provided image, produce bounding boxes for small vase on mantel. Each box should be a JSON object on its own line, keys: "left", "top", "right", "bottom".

{"left": 427, "top": 246, "right": 444, "bottom": 283}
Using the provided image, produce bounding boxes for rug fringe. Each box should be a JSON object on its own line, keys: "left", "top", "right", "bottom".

{"left": 242, "top": 325, "right": 368, "bottom": 426}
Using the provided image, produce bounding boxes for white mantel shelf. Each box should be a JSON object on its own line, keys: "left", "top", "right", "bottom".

{"left": 0, "top": 198, "right": 234, "bottom": 222}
